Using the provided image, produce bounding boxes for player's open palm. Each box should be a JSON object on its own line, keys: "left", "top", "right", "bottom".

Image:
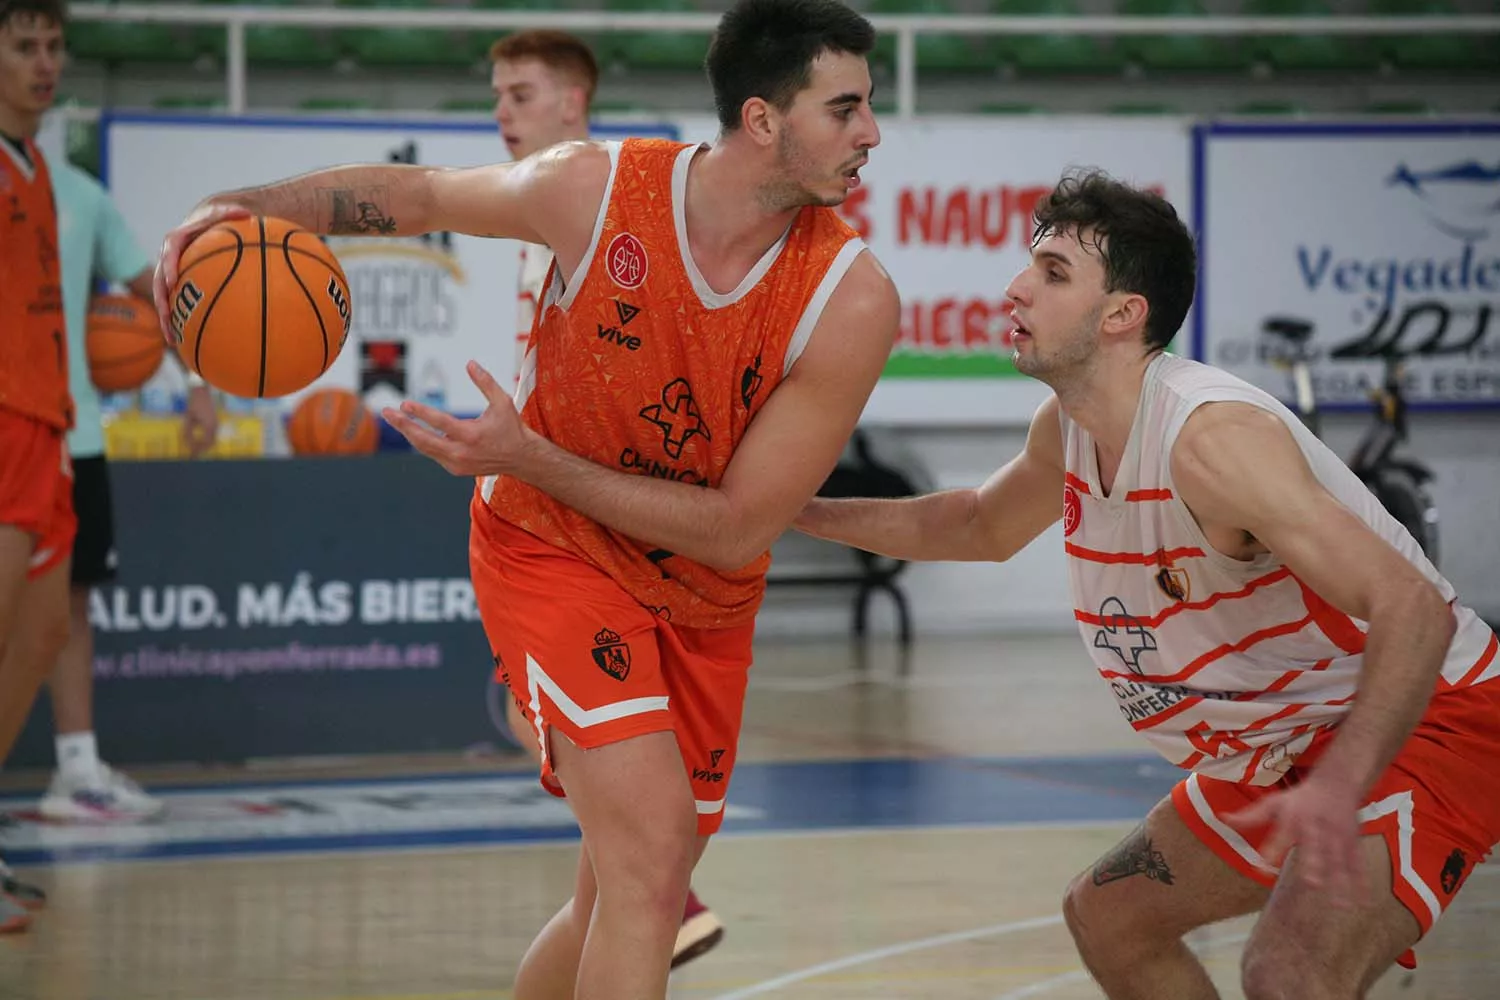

{"left": 1226, "top": 776, "right": 1368, "bottom": 909}
{"left": 152, "top": 203, "right": 252, "bottom": 344}
{"left": 383, "top": 361, "right": 527, "bottom": 477}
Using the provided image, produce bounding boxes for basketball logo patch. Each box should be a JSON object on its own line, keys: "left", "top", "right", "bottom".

{"left": 1063, "top": 484, "right": 1082, "bottom": 537}
{"left": 606, "top": 233, "right": 648, "bottom": 289}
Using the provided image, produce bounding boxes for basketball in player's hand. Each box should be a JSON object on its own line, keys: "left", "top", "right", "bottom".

{"left": 168, "top": 216, "right": 352, "bottom": 398}
{"left": 86, "top": 293, "right": 166, "bottom": 392}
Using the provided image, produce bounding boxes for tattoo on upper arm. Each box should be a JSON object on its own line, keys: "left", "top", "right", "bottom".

{"left": 320, "top": 187, "right": 398, "bottom": 235}
{"left": 1092, "top": 824, "right": 1175, "bottom": 886}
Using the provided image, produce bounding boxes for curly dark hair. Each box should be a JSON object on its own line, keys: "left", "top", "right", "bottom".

{"left": 1032, "top": 168, "right": 1196, "bottom": 353}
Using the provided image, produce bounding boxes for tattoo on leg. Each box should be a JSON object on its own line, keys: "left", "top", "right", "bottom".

{"left": 322, "top": 187, "right": 398, "bottom": 235}
{"left": 1092, "top": 825, "right": 1176, "bottom": 887}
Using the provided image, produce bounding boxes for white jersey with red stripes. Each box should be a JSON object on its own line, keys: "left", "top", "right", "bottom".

{"left": 1061, "top": 353, "right": 1497, "bottom": 786}
{"left": 515, "top": 241, "right": 553, "bottom": 377}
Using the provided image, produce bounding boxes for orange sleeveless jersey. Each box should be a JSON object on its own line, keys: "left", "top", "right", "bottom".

{"left": 479, "top": 138, "right": 865, "bottom": 630}
{"left": 0, "top": 136, "right": 69, "bottom": 430}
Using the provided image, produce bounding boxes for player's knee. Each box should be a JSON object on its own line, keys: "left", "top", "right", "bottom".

{"left": 1062, "top": 874, "right": 1117, "bottom": 958}
{"left": 592, "top": 809, "right": 696, "bottom": 924}
{"left": 1063, "top": 871, "right": 1178, "bottom": 967}
{"left": 19, "top": 602, "right": 70, "bottom": 675}
{"left": 1241, "top": 934, "right": 1334, "bottom": 1000}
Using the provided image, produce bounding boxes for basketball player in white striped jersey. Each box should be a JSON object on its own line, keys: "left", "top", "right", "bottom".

{"left": 794, "top": 169, "right": 1500, "bottom": 999}
{"left": 485, "top": 28, "right": 726, "bottom": 969}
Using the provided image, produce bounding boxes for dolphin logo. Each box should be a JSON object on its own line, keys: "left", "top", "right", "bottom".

{"left": 1386, "top": 160, "right": 1500, "bottom": 242}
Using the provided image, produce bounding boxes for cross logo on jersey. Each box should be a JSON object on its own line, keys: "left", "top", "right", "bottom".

{"left": 640, "top": 379, "right": 712, "bottom": 459}
{"left": 1093, "top": 596, "right": 1157, "bottom": 674}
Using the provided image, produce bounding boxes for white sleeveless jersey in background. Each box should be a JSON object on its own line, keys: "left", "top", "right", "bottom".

{"left": 515, "top": 241, "right": 554, "bottom": 378}
{"left": 1061, "top": 353, "right": 1497, "bottom": 786}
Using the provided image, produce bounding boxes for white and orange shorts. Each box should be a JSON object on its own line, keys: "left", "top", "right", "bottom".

{"left": 0, "top": 408, "right": 75, "bottom": 580}
{"left": 469, "top": 498, "right": 752, "bottom": 836}
{"left": 1174, "top": 671, "right": 1500, "bottom": 968}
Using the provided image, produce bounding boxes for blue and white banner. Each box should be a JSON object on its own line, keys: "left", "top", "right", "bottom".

{"left": 9, "top": 455, "right": 516, "bottom": 768}
{"left": 1195, "top": 122, "right": 1500, "bottom": 409}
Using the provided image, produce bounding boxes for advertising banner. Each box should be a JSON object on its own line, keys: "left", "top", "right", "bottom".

{"left": 674, "top": 114, "right": 1194, "bottom": 424}
{"left": 107, "top": 113, "right": 1191, "bottom": 429}
{"left": 8, "top": 456, "right": 512, "bottom": 768}
{"left": 1195, "top": 122, "right": 1500, "bottom": 410}
{"left": 101, "top": 113, "right": 678, "bottom": 432}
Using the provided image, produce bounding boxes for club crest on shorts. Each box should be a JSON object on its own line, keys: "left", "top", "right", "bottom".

{"left": 591, "top": 627, "right": 632, "bottom": 681}
{"left": 606, "top": 232, "right": 648, "bottom": 289}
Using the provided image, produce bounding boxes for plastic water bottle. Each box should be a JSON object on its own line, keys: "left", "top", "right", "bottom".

{"left": 418, "top": 359, "right": 447, "bottom": 411}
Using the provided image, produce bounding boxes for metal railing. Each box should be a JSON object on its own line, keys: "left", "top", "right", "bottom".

{"left": 67, "top": 4, "right": 1500, "bottom": 118}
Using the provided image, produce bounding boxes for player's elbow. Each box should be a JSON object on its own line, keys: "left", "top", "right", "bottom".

{"left": 708, "top": 532, "right": 775, "bottom": 574}
{"left": 1380, "top": 573, "right": 1456, "bottom": 648}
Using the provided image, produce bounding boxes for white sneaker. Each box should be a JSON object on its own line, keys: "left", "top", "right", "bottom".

{"left": 39, "top": 764, "right": 165, "bottom": 823}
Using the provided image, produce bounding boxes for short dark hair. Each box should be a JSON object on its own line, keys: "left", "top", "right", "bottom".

{"left": 488, "top": 29, "right": 599, "bottom": 109}
{"left": 1032, "top": 169, "right": 1196, "bottom": 354}
{"left": 0, "top": 0, "right": 67, "bottom": 29}
{"left": 706, "top": 0, "right": 875, "bottom": 132}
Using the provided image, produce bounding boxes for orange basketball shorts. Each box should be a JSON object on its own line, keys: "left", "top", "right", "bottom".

{"left": 0, "top": 408, "right": 75, "bottom": 580}
{"left": 1173, "top": 671, "right": 1500, "bottom": 968}
{"left": 469, "top": 498, "right": 753, "bottom": 835}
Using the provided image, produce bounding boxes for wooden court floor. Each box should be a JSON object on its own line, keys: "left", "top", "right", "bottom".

{"left": 1, "top": 635, "right": 1495, "bottom": 1000}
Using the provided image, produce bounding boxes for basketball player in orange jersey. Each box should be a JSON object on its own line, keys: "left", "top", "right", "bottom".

{"left": 487, "top": 27, "right": 725, "bottom": 968}
{"left": 0, "top": 0, "right": 73, "bottom": 935}
{"left": 795, "top": 169, "right": 1500, "bottom": 999}
{"left": 152, "top": 0, "right": 894, "bottom": 994}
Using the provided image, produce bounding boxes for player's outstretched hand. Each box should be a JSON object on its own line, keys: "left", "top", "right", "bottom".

{"left": 152, "top": 203, "right": 253, "bottom": 345}
{"left": 1225, "top": 775, "right": 1368, "bottom": 909}
{"left": 383, "top": 361, "right": 528, "bottom": 477}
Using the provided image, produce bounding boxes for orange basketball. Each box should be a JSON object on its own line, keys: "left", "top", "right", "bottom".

{"left": 287, "top": 388, "right": 379, "bottom": 456}
{"left": 169, "top": 215, "right": 352, "bottom": 398}
{"left": 86, "top": 293, "right": 166, "bottom": 393}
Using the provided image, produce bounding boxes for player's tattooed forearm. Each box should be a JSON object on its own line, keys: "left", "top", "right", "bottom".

{"left": 322, "top": 187, "right": 398, "bottom": 235}
{"left": 1091, "top": 824, "right": 1175, "bottom": 886}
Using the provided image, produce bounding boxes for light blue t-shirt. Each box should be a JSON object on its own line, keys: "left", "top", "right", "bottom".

{"left": 52, "top": 161, "right": 153, "bottom": 458}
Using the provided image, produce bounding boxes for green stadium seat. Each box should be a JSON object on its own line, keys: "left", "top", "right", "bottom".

{"left": 195, "top": 0, "right": 341, "bottom": 67}
{"left": 153, "top": 95, "right": 228, "bottom": 110}
{"left": 1240, "top": 0, "right": 1380, "bottom": 73}
{"left": 870, "top": 0, "right": 1000, "bottom": 75}
{"left": 336, "top": 0, "right": 476, "bottom": 69}
{"left": 977, "top": 101, "right": 1043, "bottom": 114}
{"left": 298, "top": 97, "right": 376, "bottom": 111}
{"left": 468, "top": 0, "right": 566, "bottom": 63}
{"left": 592, "top": 99, "right": 656, "bottom": 114}
{"left": 1362, "top": 99, "right": 1434, "bottom": 115}
{"left": 438, "top": 98, "right": 495, "bottom": 113}
{"left": 1115, "top": 0, "right": 1248, "bottom": 74}
{"left": 989, "top": 0, "right": 1126, "bottom": 76}
{"left": 66, "top": 22, "right": 198, "bottom": 64}
{"left": 1106, "top": 101, "right": 1180, "bottom": 114}
{"left": 1367, "top": 0, "right": 1494, "bottom": 74}
{"left": 1232, "top": 99, "right": 1308, "bottom": 115}
{"left": 604, "top": 0, "right": 712, "bottom": 74}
